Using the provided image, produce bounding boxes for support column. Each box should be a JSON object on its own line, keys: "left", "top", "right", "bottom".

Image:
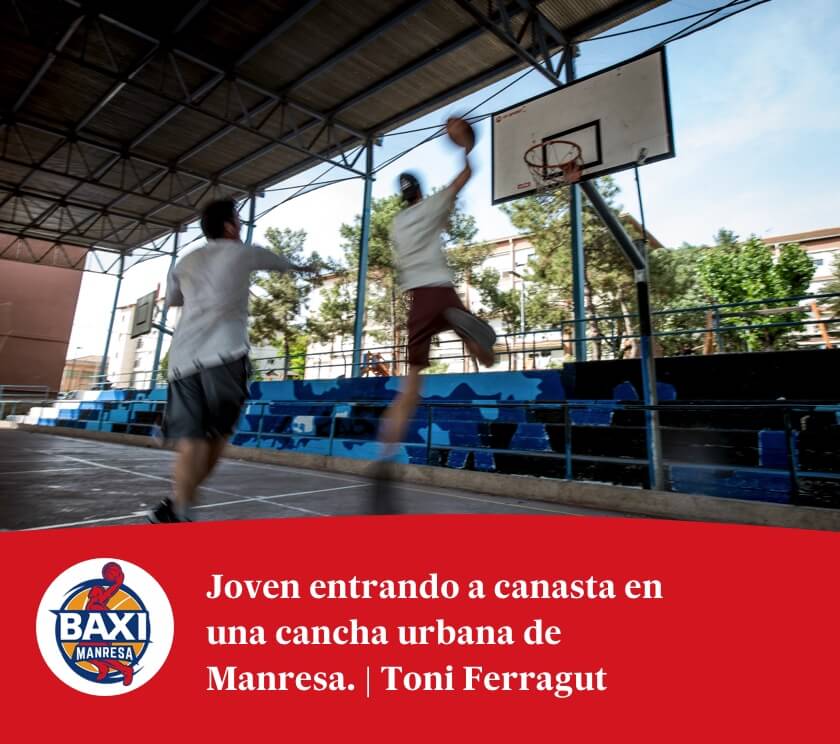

{"left": 634, "top": 261, "right": 665, "bottom": 492}
{"left": 245, "top": 192, "right": 257, "bottom": 245}
{"left": 150, "top": 230, "right": 180, "bottom": 390}
{"left": 580, "top": 180, "right": 664, "bottom": 491}
{"left": 351, "top": 139, "right": 374, "bottom": 377}
{"left": 97, "top": 253, "right": 124, "bottom": 389}
{"left": 566, "top": 51, "right": 587, "bottom": 362}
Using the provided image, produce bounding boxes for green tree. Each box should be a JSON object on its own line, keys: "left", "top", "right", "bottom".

{"left": 501, "top": 177, "right": 691, "bottom": 360}
{"left": 157, "top": 349, "right": 169, "bottom": 381}
{"left": 307, "top": 277, "right": 356, "bottom": 375}
{"left": 249, "top": 227, "right": 325, "bottom": 378}
{"left": 822, "top": 255, "right": 840, "bottom": 340}
{"left": 695, "top": 234, "right": 814, "bottom": 351}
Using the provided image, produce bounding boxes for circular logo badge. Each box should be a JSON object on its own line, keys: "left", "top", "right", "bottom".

{"left": 36, "top": 558, "right": 174, "bottom": 696}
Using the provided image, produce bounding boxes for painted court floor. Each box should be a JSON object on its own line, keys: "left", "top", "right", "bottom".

{"left": 0, "top": 430, "right": 624, "bottom": 531}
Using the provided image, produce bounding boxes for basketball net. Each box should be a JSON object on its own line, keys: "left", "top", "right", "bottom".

{"left": 523, "top": 140, "right": 583, "bottom": 193}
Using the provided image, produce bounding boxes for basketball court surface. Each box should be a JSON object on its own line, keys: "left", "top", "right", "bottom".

{"left": 0, "top": 430, "right": 625, "bottom": 531}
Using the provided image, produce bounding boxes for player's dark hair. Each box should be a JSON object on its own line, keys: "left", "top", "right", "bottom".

{"left": 398, "top": 172, "right": 422, "bottom": 204}
{"left": 200, "top": 198, "right": 238, "bottom": 240}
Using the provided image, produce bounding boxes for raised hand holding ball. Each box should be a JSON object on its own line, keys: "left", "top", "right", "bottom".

{"left": 446, "top": 116, "right": 475, "bottom": 154}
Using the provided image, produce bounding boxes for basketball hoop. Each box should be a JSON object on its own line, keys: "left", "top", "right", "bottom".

{"left": 523, "top": 139, "right": 583, "bottom": 191}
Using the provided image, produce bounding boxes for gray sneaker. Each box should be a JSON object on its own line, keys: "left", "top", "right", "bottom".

{"left": 444, "top": 308, "right": 496, "bottom": 367}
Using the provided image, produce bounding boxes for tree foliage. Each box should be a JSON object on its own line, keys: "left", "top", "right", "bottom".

{"left": 695, "top": 233, "right": 814, "bottom": 351}
{"left": 823, "top": 256, "right": 840, "bottom": 336}
{"left": 249, "top": 227, "right": 326, "bottom": 376}
{"left": 501, "top": 177, "right": 689, "bottom": 359}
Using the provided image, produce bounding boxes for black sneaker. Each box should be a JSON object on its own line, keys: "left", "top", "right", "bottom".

{"left": 444, "top": 308, "right": 496, "bottom": 367}
{"left": 147, "top": 498, "right": 187, "bottom": 524}
{"left": 368, "top": 461, "right": 399, "bottom": 515}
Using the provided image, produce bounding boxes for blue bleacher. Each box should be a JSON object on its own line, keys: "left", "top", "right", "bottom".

{"left": 33, "top": 368, "right": 823, "bottom": 505}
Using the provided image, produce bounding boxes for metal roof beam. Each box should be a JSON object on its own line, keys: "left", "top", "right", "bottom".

{"left": 203, "top": 0, "right": 542, "bottom": 190}
{"left": 62, "top": 0, "right": 365, "bottom": 142}
{"left": 73, "top": 0, "right": 212, "bottom": 132}
{"left": 237, "top": 52, "right": 524, "bottom": 190}
{"left": 154, "top": 0, "right": 435, "bottom": 171}
{"left": 8, "top": 34, "right": 369, "bottom": 179}
{"left": 453, "top": 0, "right": 565, "bottom": 86}
{"left": 13, "top": 12, "right": 85, "bottom": 113}
{"left": 0, "top": 183, "right": 178, "bottom": 232}
{"left": 282, "top": 0, "right": 435, "bottom": 92}
{"left": 370, "top": 53, "right": 523, "bottom": 136}
{"left": 1, "top": 1, "right": 234, "bottom": 232}
{"left": 0, "top": 152, "right": 202, "bottom": 214}
{"left": 565, "top": 0, "right": 656, "bottom": 39}
{"left": 8, "top": 117, "right": 249, "bottom": 193}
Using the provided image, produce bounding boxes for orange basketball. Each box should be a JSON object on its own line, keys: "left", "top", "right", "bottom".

{"left": 446, "top": 117, "right": 475, "bottom": 153}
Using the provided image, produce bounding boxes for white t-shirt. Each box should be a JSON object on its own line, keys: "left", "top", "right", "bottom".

{"left": 390, "top": 186, "right": 456, "bottom": 292}
{"left": 165, "top": 240, "right": 292, "bottom": 379}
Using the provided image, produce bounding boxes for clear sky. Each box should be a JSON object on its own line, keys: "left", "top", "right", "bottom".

{"left": 66, "top": 0, "right": 840, "bottom": 358}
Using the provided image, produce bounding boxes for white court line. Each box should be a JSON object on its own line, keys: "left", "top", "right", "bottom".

{"left": 0, "top": 467, "right": 101, "bottom": 475}
{"left": 21, "top": 485, "right": 354, "bottom": 530}
{"left": 393, "top": 484, "right": 585, "bottom": 516}
{"left": 35, "top": 453, "right": 331, "bottom": 518}
{"left": 22, "top": 480, "right": 369, "bottom": 531}
{"left": 22, "top": 512, "right": 149, "bottom": 531}
{"left": 222, "top": 458, "right": 365, "bottom": 484}
{"left": 22, "top": 436, "right": 361, "bottom": 483}
{"left": 194, "top": 484, "right": 365, "bottom": 511}
{"left": 19, "top": 439, "right": 597, "bottom": 518}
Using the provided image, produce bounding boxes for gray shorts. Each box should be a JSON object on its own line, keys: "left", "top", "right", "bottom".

{"left": 164, "top": 356, "right": 251, "bottom": 440}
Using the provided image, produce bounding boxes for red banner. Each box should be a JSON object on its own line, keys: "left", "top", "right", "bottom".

{"left": 2, "top": 515, "right": 837, "bottom": 741}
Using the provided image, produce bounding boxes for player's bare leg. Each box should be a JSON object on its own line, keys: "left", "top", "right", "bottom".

{"left": 370, "top": 365, "right": 424, "bottom": 514}
{"left": 203, "top": 437, "right": 228, "bottom": 480}
{"left": 378, "top": 365, "right": 423, "bottom": 454}
{"left": 170, "top": 438, "right": 210, "bottom": 519}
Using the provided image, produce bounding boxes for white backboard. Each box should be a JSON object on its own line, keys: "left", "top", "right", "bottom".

{"left": 491, "top": 49, "right": 674, "bottom": 204}
{"left": 130, "top": 290, "right": 157, "bottom": 338}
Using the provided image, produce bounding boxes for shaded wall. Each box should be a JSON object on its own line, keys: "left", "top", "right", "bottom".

{"left": 0, "top": 259, "right": 84, "bottom": 393}
{"left": 562, "top": 349, "right": 840, "bottom": 401}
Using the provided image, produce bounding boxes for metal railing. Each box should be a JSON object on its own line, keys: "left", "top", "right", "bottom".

{"left": 0, "top": 384, "right": 51, "bottom": 400}
{"left": 8, "top": 396, "right": 837, "bottom": 502}
{"left": 61, "top": 292, "right": 840, "bottom": 390}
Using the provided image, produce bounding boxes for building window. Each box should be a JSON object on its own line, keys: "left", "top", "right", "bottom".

{"left": 812, "top": 258, "right": 824, "bottom": 268}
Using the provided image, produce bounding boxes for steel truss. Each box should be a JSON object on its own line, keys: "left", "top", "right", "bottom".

{"left": 1, "top": 0, "right": 380, "bottom": 251}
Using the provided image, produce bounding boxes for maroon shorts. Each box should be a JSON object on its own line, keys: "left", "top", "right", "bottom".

{"left": 406, "top": 285, "right": 466, "bottom": 368}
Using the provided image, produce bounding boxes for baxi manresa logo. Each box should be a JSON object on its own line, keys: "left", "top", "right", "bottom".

{"left": 36, "top": 558, "right": 174, "bottom": 696}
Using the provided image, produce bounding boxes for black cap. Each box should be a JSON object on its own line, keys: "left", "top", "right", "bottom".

{"left": 398, "top": 172, "right": 421, "bottom": 203}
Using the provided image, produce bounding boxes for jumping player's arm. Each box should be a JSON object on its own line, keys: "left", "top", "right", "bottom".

{"left": 165, "top": 268, "right": 184, "bottom": 307}
{"left": 449, "top": 154, "right": 472, "bottom": 197}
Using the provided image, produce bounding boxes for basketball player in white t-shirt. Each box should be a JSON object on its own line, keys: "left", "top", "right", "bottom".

{"left": 371, "top": 119, "right": 496, "bottom": 512}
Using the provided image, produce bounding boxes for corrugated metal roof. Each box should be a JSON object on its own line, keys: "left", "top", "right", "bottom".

{"left": 0, "top": 0, "right": 667, "bottom": 263}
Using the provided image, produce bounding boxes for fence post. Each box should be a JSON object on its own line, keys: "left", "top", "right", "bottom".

{"left": 713, "top": 308, "right": 724, "bottom": 353}
{"left": 564, "top": 403, "right": 573, "bottom": 481}
{"left": 783, "top": 411, "right": 800, "bottom": 502}
{"left": 328, "top": 406, "right": 337, "bottom": 457}
{"left": 425, "top": 405, "right": 433, "bottom": 465}
{"left": 256, "top": 403, "right": 265, "bottom": 448}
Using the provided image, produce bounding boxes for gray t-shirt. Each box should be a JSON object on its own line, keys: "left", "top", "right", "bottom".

{"left": 390, "top": 186, "right": 456, "bottom": 292}
{"left": 166, "top": 239, "right": 292, "bottom": 379}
